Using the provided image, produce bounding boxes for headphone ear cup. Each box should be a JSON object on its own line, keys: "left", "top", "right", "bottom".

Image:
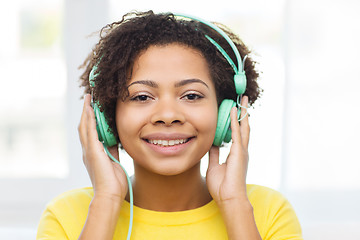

{"left": 234, "top": 72, "right": 247, "bottom": 96}
{"left": 93, "top": 103, "right": 117, "bottom": 147}
{"left": 213, "top": 99, "right": 236, "bottom": 146}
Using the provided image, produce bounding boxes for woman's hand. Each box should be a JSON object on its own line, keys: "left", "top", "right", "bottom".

{"left": 78, "top": 94, "right": 128, "bottom": 202}
{"left": 206, "top": 96, "right": 250, "bottom": 205}
{"left": 206, "top": 96, "right": 261, "bottom": 239}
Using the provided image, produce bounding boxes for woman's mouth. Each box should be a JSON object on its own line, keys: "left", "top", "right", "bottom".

{"left": 145, "top": 138, "right": 193, "bottom": 147}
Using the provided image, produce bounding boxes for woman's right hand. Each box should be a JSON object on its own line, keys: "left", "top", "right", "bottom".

{"left": 78, "top": 94, "right": 128, "bottom": 202}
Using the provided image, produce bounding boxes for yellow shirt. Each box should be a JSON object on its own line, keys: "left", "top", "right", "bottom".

{"left": 37, "top": 184, "right": 303, "bottom": 239}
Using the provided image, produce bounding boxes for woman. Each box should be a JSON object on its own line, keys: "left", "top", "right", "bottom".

{"left": 37, "top": 11, "right": 302, "bottom": 240}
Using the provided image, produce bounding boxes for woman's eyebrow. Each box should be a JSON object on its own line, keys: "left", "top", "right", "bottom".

{"left": 127, "top": 80, "right": 158, "bottom": 88}
{"left": 174, "top": 79, "right": 209, "bottom": 89}
{"left": 127, "top": 79, "right": 209, "bottom": 89}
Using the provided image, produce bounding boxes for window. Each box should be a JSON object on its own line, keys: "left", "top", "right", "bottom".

{"left": 0, "top": 0, "right": 67, "bottom": 178}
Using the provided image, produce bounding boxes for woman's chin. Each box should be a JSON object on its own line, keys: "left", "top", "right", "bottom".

{"left": 136, "top": 160, "right": 201, "bottom": 177}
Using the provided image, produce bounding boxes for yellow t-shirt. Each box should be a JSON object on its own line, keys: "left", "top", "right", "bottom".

{"left": 36, "top": 184, "right": 303, "bottom": 239}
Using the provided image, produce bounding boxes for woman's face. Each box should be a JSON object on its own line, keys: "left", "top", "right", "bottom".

{"left": 116, "top": 43, "right": 218, "bottom": 176}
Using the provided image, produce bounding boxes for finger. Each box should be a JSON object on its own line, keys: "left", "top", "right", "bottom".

{"left": 85, "top": 94, "right": 101, "bottom": 145}
{"left": 239, "top": 96, "right": 250, "bottom": 147}
{"left": 208, "top": 146, "right": 220, "bottom": 170}
{"left": 230, "top": 106, "right": 242, "bottom": 145}
{"left": 78, "top": 94, "right": 91, "bottom": 146}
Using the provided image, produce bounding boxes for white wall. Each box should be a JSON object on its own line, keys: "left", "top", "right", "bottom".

{"left": 0, "top": 0, "right": 359, "bottom": 239}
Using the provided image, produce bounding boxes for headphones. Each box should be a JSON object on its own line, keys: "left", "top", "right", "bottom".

{"left": 89, "top": 13, "right": 247, "bottom": 147}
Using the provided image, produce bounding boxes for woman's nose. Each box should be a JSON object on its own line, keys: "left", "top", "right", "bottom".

{"left": 150, "top": 99, "right": 185, "bottom": 126}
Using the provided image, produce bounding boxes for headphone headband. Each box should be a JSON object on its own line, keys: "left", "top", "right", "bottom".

{"left": 174, "top": 14, "right": 243, "bottom": 71}
{"left": 174, "top": 13, "right": 246, "bottom": 95}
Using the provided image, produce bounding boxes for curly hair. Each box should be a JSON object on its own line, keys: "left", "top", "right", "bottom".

{"left": 79, "top": 10, "right": 262, "bottom": 141}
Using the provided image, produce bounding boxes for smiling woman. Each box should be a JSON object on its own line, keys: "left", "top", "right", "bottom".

{"left": 36, "top": 11, "right": 302, "bottom": 240}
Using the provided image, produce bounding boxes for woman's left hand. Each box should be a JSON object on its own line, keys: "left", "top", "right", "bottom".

{"left": 206, "top": 96, "right": 250, "bottom": 205}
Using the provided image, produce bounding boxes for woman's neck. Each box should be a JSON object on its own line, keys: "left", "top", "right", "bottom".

{"left": 126, "top": 162, "right": 212, "bottom": 212}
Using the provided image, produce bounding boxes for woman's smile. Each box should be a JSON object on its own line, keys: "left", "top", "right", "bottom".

{"left": 141, "top": 132, "right": 196, "bottom": 155}
{"left": 143, "top": 137, "right": 195, "bottom": 155}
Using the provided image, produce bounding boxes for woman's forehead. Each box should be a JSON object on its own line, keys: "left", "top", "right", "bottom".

{"left": 128, "top": 44, "right": 211, "bottom": 84}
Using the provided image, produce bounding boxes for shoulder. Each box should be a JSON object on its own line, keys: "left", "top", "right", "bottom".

{"left": 37, "top": 187, "right": 94, "bottom": 239}
{"left": 46, "top": 187, "right": 94, "bottom": 208}
{"left": 246, "top": 184, "right": 286, "bottom": 204}
{"left": 246, "top": 184, "right": 294, "bottom": 215}
{"left": 246, "top": 184, "right": 303, "bottom": 239}
{"left": 45, "top": 187, "right": 94, "bottom": 215}
{"left": 44, "top": 186, "right": 94, "bottom": 220}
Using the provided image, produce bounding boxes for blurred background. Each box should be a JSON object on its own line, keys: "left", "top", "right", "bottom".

{"left": 0, "top": 0, "right": 359, "bottom": 239}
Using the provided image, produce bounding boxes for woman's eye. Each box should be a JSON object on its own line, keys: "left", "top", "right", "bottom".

{"left": 183, "top": 93, "right": 203, "bottom": 101}
{"left": 130, "top": 95, "right": 151, "bottom": 102}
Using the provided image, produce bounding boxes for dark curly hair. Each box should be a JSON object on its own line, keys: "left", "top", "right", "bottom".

{"left": 79, "top": 10, "right": 262, "bottom": 142}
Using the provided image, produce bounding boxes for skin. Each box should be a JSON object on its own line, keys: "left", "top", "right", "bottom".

{"left": 78, "top": 43, "right": 261, "bottom": 239}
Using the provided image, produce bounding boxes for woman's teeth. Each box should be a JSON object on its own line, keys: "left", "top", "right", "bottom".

{"left": 148, "top": 139, "right": 188, "bottom": 146}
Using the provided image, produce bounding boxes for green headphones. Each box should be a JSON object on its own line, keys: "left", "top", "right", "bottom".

{"left": 89, "top": 13, "right": 247, "bottom": 147}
